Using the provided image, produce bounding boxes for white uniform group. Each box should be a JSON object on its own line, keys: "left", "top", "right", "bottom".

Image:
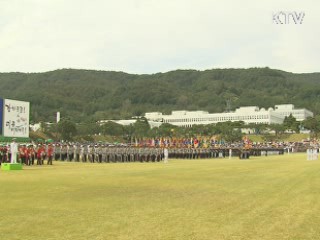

{"left": 307, "top": 148, "right": 319, "bottom": 161}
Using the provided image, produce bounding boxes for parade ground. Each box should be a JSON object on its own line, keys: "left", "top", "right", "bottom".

{"left": 1, "top": 153, "right": 319, "bottom": 240}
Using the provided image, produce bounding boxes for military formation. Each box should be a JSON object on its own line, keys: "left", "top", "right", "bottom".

{"left": 53, "top": 144, "right": 165, "bottom": 163}
{"left": 0, "top": 143, "right": 167, "bottom": 165}
{"left": 0, "top": 143, "right": 54, "bottom": 166}
{"left": 168, "top": 147, "right": 285, "bottom": 159}
{"left": 54, "top": 145, "right": 281, "bottom": 162}
{"left": 168, "top": 148, "right": 226, "bottom": 159}
{"left": 0, "top": 141, "right": 289, "bottom": 166}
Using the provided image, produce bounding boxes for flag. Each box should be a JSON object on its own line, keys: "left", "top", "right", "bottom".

{"left": 194, "top": 138, "right": 199, "bottom": 148}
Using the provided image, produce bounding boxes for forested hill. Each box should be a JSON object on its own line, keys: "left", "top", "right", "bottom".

{"left": 0, "top": 67, "right": 319, "bottom": 123}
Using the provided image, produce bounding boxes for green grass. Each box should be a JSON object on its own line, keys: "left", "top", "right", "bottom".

{"left": 284, "top": 133, "right": 310, "bottom": 142}
{"left": 1, "top": 154, "right": 320, "bottom": 240}
{"left": 248, "top": 133, "right": 310, "bottom": 143}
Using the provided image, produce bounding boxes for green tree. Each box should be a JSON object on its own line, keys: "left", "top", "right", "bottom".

{"left": 283, "top": 114, "right": 299, "bottom": 133}
{"left": 157, "top": 123, "right": 177, "bottom": 137}
{"left": 302, "top": 116, "right": 320, "bottom": 137}
{"left": 77, "top": 121, "right": 100, "bottom": 136}
{"left": 101, "top": 121, "right": 124, "bottom": 136}
{"left": 215, "top": 121, "right": 243, "bottom": 142}
{"left": 269, "top": 124, "right": 285, "bottom": 137}
{"left": 132, "top": 118, "right": 150, "bottom": 138}
{"left": 246, "top": 123, "right": 267, "bottom": 134}
{"left": 57, "top": 119, "right": 77, "bottom": 141}
{"left": 122, "top": 124, "right": 135, "bottom": 143}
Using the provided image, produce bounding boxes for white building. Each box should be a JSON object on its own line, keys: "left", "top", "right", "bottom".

{"left": 144, "top": 104, "right": 313, "bottom": 128}
{"left": 98, "top": 119, "right": 162, "bottom": 128}
{"left": 273, "top": 104, "right": 313, "bottom": 121}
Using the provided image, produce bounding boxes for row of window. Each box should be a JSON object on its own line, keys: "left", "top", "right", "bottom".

{"left": 164, "top": 115, "right": 270, "bottom": 123}
{"left": 279, "top": 111, "right": 306, "bottom": 116}
{"left": 178, "top": 120, "right": 271, "bottom": 128}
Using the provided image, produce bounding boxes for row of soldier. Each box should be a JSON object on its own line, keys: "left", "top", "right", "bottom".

{"left": 52, "top": 144, "right": 237, "bottom": 161}
{"left": 0, "top": 143, "right": 167, "bottom": 164}
{"left": 0, "top": 143, "right": 54, "bottom": 165}
{"left": 48, "top": 145, "right": 240, "bottom": 162}
{"left": 56, "top": 145, "right": 165, "bottom": 163}
{"left": 0, "top": 142, "right": 287, "bottom": 165}
{"left": 168, "top": 148, "right": 228, "bottom": 159}
{"left": 54, "top": 145, "right": 215, "bottom": 162}
{"left": 0, "top": 143, "right": 237, "bottom": 164}
{"left": 167, "top": 147, "right": 284, "bottom": 159}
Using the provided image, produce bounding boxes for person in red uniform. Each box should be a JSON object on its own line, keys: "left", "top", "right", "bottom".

{"left": 2, "top": 145, "right": 8, "bottom": 163}
{"left": 23, "top": 144, "right": 29, "bottom": 165}
{"left": 0, "top": 144, "right": 3, "bottom": 165}
{"left": 37, "top": 144, "right": 45, "bottom": 165}
{"left": 19, "top": 144, "right": 27, "bottom": 165}
{"left": 47, "top": 144, "right": 54, "bottom": 165}
{"left": 28, "top": 145, "right": 35, "bottom": 165}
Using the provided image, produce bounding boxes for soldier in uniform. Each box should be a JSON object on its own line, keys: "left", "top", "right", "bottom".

{"left": 88, "top": 145, "right": 94, "bottom": 163}
{"left": 54, "top": 144, "right": 60, "bottom": 161}
{"left": 74, "top": 144, "right": 80, "bottom": 162}
{"left": 130, "top": 147, "right": 135, "bottom": 162}
{"left": 0, "top": 144, "right": 7, "bottom": 165}
{"left": 61, "top": 144, "right": 67, "bottom": 161}
{"left": 116, "top": 147, "right": 123, "bottom": 162}
{"left": 133, "top": 148, "right": 137, "bottom": 162}
{"left": 79, "top": 145, "right": 84, "bottom": 162}
{"left": 28, "top": 145, "right": 35, "bottom": 165}
{"left": 19, "top": 144, "right": 27, "bottom": 165}
{"left": 97, "top": 145, "right": 103, "bottom": 163}
{"left": 67, "top": 144, "right": 74, "bottom": 162}
{"left": 36, "top": 144, "right": 45, "bottom": 165}
{"left": 0, "top": 144, "right": 3, "bottom": 165}
{"left": 143, "top": 148, "right": 149, "bottom": 162}
{"left": 106, "top": 145, "right": 110, "bottom": 162}
{"left": 100, "top": 145, "right": 106, "bottom": 163}
{"left": 47, "top": 144, "right": 54, "bottom": 165}
{"left": 23, "top": 144, "right": 29, "bottom": 165}
{"left": 163, "top": 148, "right": 169, "bottom": 163}
{"left": 84, "top": 144, "right": 89, "bottom": 162}
{"left": 10, "top": 139, "right": 19, "bottom": 164}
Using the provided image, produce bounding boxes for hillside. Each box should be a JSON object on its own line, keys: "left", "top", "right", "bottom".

{"left": 0, "top": 67, "right": 319, "bottom": 123}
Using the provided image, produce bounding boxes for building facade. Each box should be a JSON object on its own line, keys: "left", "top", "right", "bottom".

{"left": 273, "top": 104, "right": 313, "bottom": 121}
{"left": 98, "top": 119, "right": 162, "bottom": 128}
{"left": 144, "top": 104, "right": 313, "bottom": 128}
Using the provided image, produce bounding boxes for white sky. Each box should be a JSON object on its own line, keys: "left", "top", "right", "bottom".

{"left": 0, "top": 0, "right": 319, "bottom": 74}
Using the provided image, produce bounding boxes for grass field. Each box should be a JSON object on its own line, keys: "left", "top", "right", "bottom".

{"left": 1, "top": 154, "right": 320, "bottom": 240}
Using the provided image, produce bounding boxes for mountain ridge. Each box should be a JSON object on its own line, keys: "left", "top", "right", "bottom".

{"left": 0, "top": 67, "right": 319, "bottom": 123}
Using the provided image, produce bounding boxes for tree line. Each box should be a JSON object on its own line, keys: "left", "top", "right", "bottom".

{"left": 39, "top": 114, "right": 320, "bottom": 143}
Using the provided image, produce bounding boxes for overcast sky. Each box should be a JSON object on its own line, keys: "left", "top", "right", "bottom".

{"left": 0, "top": 0, "right": 319, "bottom": 74}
